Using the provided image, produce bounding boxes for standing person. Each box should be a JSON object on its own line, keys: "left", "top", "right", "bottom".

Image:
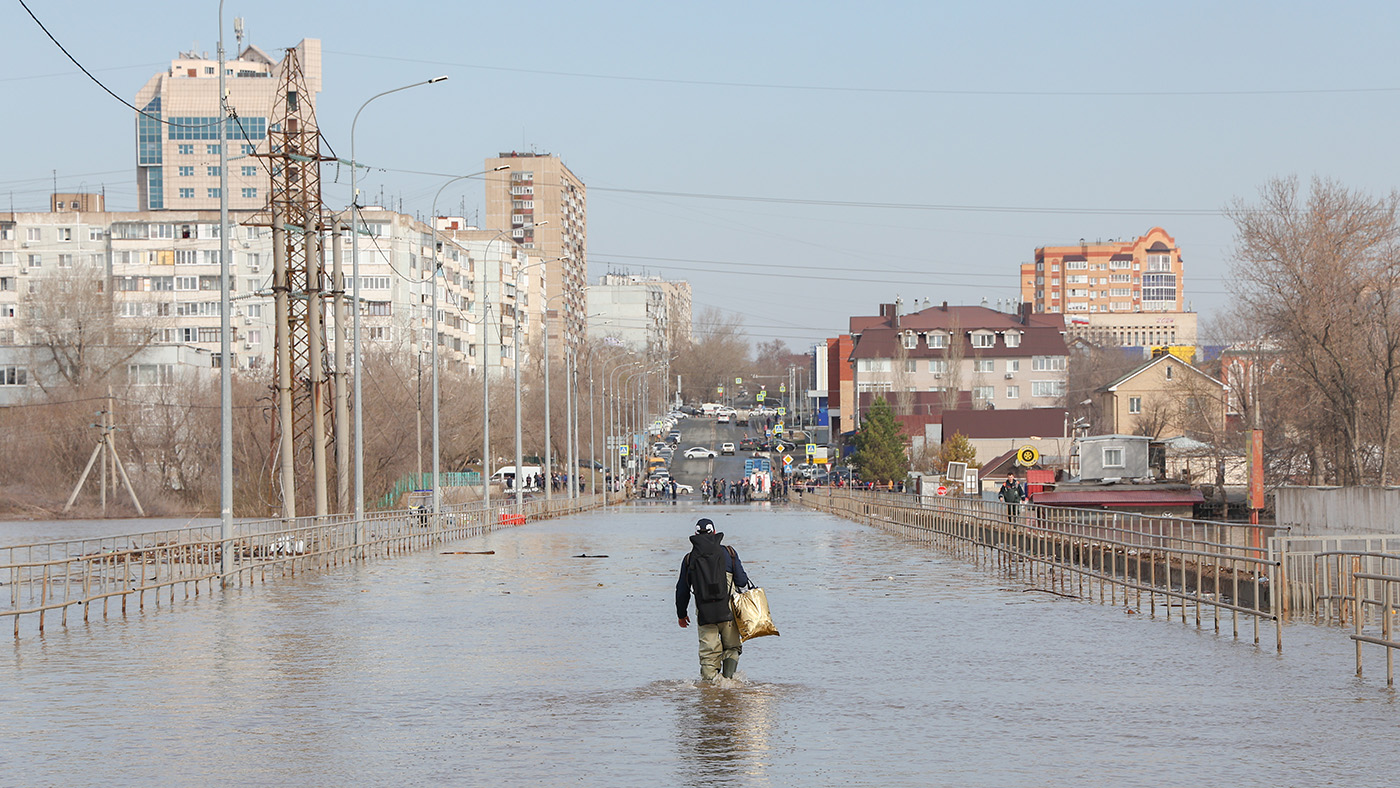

{"left": 998, "top": 473, "right": 1023, "bottom": 518}
{"left": 676, "top": 518, "right": 752, "bottom": 681}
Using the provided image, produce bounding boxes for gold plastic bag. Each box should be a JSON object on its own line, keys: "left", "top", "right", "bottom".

{"left": 731, "top": 587, "right": 780, "bottom": 641}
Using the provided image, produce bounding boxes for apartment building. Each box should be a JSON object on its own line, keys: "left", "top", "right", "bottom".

{"left": 0, "top": 205, "right": 516, "bottom": 403}
{"left": 1021, "top": 227, "right": 1186, "bottom": 315}
{"left": 586, "top": 273, "right": 692, "bottom": 357}
{"left": 1065, "top": 310, "right": 1198, "bottom": 351}
{"left": 134, "top": 38, "right": 322, "bottom": 212}
{"left": 433, "top": 225, "right": 534, "bottom": 374}
{"left": 483, "top": 153, "right": 587, "bottom": 356}
{"left": 846, "top": 302, "right": 1069, "bottom": 421}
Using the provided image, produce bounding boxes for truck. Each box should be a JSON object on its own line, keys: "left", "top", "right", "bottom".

{"left": 490, "top": 465, "right": 543, "bottom": 491}
{"left": 743, "top": 457, "right": 773, "bottom": 501}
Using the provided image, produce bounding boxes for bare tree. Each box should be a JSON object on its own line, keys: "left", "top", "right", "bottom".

{"left": 1228, "top": 176, "right": 1400, "bottom": 485}
{"left": 21, "top": 263, "right": 162, "bottom": 393}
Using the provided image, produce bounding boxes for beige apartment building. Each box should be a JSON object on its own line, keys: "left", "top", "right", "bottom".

{"left": 1095, "top": 353, "right": 1227, "bottom": 440}
{"left": 0, "top": 204, "right": 523, "bottom": 405}
{"left": 483, "top": 153, "right": 586, "bottom": 356}
{"left": 1066, "top": 310, "right": 1198, "bottom": 350}
{"left": 134, "top": 39, "right": 322, "bottom": 212}
{"left": 1021, "top": 227, "right": 1186, "bottom": 316}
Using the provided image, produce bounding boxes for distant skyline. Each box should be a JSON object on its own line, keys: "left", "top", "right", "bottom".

{"left": 5, "top": 1, "right": 1399, "bottom": 348}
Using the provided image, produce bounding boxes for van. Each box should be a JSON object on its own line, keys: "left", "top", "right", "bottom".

{"left": 490, "top": 465, "right": 543, "bottom": 491}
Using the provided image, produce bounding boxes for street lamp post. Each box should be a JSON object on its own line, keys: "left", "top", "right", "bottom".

{"left": 430, "top": 168, "right": 508, "bottom": 517}
{"left": 351, "top": 75, "right": 446, "bottom": 533}
{"left": 217, "top": 1, "right": 233, "bottom": 583}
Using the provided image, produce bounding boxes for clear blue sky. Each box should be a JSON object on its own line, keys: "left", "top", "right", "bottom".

{"left": 5, "top": 1, "right": 1398, "bottom": 348}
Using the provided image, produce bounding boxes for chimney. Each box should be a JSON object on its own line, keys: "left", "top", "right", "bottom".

{"left": 940, "top": 301, "right": 948, "bottom": 312}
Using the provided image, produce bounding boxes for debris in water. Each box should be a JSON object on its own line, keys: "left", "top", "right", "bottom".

{"left": 441, "top": 550, "right": 496, "bottom": 555}
{"left": 574, "top": 554, "right": 609, "bottom": 558}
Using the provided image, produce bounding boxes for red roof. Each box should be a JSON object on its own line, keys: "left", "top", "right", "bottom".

{"left": 942, "top": 407, "right": 1066, "bottom": 439}
{"left": 1034, "top": 488, "right": 1203, "bottom": 507}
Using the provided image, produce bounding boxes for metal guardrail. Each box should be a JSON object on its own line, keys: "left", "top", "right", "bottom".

{"left": 796, "top": 487, "right": 1283, "bottom": 652}
{"left": 2, "top": 494, "right": 603, "bottom": 639}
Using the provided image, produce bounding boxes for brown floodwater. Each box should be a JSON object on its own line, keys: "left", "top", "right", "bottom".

{"left": 2, "top": 502, "right": 1397, "bottom": 787}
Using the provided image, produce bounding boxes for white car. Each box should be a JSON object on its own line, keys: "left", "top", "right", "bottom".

{"left": 721, "top": 442, "right": 736, "bottom": 455}
{"left": 717, "top": 413, "right": 731, "bottom": 424}
{"left": 675, "top": 483, "right": 694, "bottom": 494}
{"left": 684, "top": 447, "right": 716, "bottom": 459}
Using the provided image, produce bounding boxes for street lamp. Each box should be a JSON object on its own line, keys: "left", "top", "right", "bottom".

{"left": 509, "top": 224, "right": 548, "bottom": 509}
{"left": 429, "top": 166, "right": 508, "bottom": 517}
{"left": 476, "top": 228, "right": 515, "bottom": 508}
{"left": 350, "top": 74, "right": 447, "bottom": 531}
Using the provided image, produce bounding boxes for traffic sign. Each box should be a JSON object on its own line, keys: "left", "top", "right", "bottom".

{"left": 805, "top": 443, "right": 817, "bottom": 456}
{"left": 735, "top": 377, "right": 742, "bottom": 385}
{"left": 783, "top": 454, "right": 794, "bottom": 466}
{"left": 718, "top": 385, "right": 724, "bottom": 394}
{"left": 773, "top": 443, "right": 787, "bottom": 454}
{"left": 619, "top": 445, "right": 629, "bottom": 456}
{"left": 777, "top": 406, "right": 786, "bottom": 415}
{"left": 1015, "top": 445, "right": 1040, "bottom": 467}
{"left": 936, "top": 485, "right": 948, "bottom": 496}
{"left": 756, "top": 390, "right": 766, "bottom": 402}
{"left": 780, "top": 383, "right": 786, "bottom": 393}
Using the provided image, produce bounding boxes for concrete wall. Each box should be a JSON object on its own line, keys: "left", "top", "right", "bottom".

{"left": 1275, "top": 486, "right": 1400, "bottom": 536}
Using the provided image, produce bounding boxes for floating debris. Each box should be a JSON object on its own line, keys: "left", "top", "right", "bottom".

{"left": 441, "top": 550, "right": 496, "bottom": 555}
{"left": 574, "top": 554, "right": 609, "bottom": 559}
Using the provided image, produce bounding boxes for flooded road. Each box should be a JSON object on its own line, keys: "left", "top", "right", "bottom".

{"left": 3, "top": 502, "right": 1398, "bottom": 787}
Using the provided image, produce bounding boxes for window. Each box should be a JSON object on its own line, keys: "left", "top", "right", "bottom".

{"left": 205, "top": 166, "right": 220, "bottom": 178}
{"left": 152, "top": 224, "right": 173, "bottom": 239}
{"left": 902, "top": 332, "right": 917, "bottom": 349}
{"left": 241, "top": 166, "right": 258, "bottom": 177}
{"left": 57, "top": 254, "right": 73, "bottom": 268}
{"left": 88, "top": 228, "right": 103, "bottom": 241}
{"left": 928, "top": 333, "right": 947, "bottom": 348}
{"left": 368, "top": 326, "right": 391, "bottom": 340}
{"left": 0, "top": 366, "right": 28, "bottom": 386}
{"left": 1032, "top": 380, "right": 1066, "bottom": 398}
{"left": 1067, "top": 274, "right": 1088, "bottom": 284}
{"left": 242, "top": 144, "right": 255, "bottom": 156}
{"left": 973, "top": 385, "right": 995, "bottom": 401}
{"left": 241, "top": 188, "right": 258, "bottom": 199}
{"left": 1004, "top": 332, "right": 1021, "bottom": 348}
{"left": 974, "top": 359, "right": 995, "bottom": 373}
{"left": 128, "top": 363, "right": 173, "bottom": 386}
{"left": 178, "top": 143, "right": 194, "bottom": 155}
{"left": 207, "top": 144, "right": 220, "bottom": 155}
{"left": 202, "top": 250, "right": 222, "bottom": 265}
{"left": 27, "top": 254, "right": 42, "bottom": 268}
{"left": 1032, "top": 355, "right": 1066, "bottom": 371}
{"left": 1165, "top": 364, "right": 1174, "bottom": 380}
{"left": 1142, "top": 273, "right": 1177, "bottom": 304}
{"left": 1128, "top": 396, "right": 1142, "bottom": 414}
{"left": 929, "top": 359, "right": 948, "bottom": 375}
{"left": 179, "top": 188, "right": 195, "bottom": 199}
{"left": 1006, "top": 360, "right": 1020, "bottom": 373}
{"left": 359, "top": 276, "right": 390, "bottom": 290}
{"left": 0, "top": 278, "right": 12, "bottom": 292}
{"left": 56, "top": 228, "right": 72, "bottom": 242}
{"left": 1145, "top": 253, "right": 1172, "bottom": 272}
{"left": 1006, "top": 385, "right": 1020, "bottom": 399}
{"left": 176, "top": 276, "right": 198, "bottom": 291}
{"left": 26, "top": 228, "right": 41, "bottom": 242}
{"left": 365, "top": 301, "right": 392, "bottom": 316}
{"left": 208, "top": 188, "right": 221, "bottom": 199}
{"left": 246, "top": 304, "right": 262, "bottom": 318}
{"left": 856, "top": 358, "right": 891, "bottom": 372}
{"left": 970, "top": 332, "right": 994, "bottom": 348}
{"left": 1110, "top": 288, "right": 1131, "bottom": 297}
{"left": 1103, "top": 447, "right": 1125, "bottom": 468}
{"left": 175, "top": 250, "right": 198, "bottom": 265}
{"left": 179, "top": 166, "right": 194, "bottom": 177}
{"left": 1066, "top": 260, "right": 1088, "bottom": 270}
{"left": 0, "top": 226, "right": 11, "bottom": 241}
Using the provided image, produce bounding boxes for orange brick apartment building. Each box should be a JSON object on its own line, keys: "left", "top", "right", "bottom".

{"left": 1020, "top": 227, "right": 1185, "bottom": 315}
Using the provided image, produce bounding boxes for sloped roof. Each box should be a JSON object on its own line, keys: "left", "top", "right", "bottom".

{"left": 943, "top": 408, "right": 1066, "bottom": 440}
{"left": 1097, "top": 353, "right": 1226, "bottom": 393}
{"left": 848, "top": 306, "right": 1067, "bottom": 360}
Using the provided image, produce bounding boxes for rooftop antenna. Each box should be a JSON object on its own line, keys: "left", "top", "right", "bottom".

{"left": 233, "top": 17, "right": 245, "bottom": 52}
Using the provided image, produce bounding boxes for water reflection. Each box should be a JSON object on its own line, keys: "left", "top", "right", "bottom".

{"left": 5, "top": 504, "right": 1400, "bottom": 787}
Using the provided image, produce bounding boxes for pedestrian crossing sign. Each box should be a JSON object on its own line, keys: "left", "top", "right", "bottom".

{"left": 805, "top": 443, "right": 817, "bottom": 456}
{"left": 619, "top": 445, "right": 629, "bottom": 456}
{"left": 757, "top": 390, "right": 766, "bottom": 402}
{"left": 777, "top": 407, "right": 786, "bottom": 415}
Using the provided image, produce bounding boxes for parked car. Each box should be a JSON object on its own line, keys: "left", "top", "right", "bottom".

{"left": 675, "top": 483, "right": 694, "bottom": 494}
{"left": 721, "top": 442, "right": 736, "bottom": 455}
{"left": 684, "top": 446, "right": 716, "bottom": 459}
{"left": 667, "top": 430, "right": 682, "bottom": 444}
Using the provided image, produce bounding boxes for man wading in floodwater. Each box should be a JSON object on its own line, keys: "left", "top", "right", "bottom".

{"left": 676, "top": 517, "right": 752, "bottom": 681}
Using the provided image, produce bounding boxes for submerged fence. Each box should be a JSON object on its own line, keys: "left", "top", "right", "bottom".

{"left": 2, "top": 494, "right": 601, "bottom": 638}
{"left": 798, "top": 487, "right": 1285, "bottom": 651}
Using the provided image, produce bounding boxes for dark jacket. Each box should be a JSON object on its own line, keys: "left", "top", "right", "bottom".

{"left": 676, "top": 532, "right": 751, "bottom": 625}
{"left": 998, "top": 481, "right": 1023, "bottom": 503}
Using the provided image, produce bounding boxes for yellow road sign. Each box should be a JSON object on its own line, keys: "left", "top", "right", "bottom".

{"left": 1015, "top": 445, "right": 1039, "bottom": 467}
{"left": 619, "top": 445, "right": 630, "bottom": 456}
{"left": 805, "top": 443, "right": 817, "bottom": 456}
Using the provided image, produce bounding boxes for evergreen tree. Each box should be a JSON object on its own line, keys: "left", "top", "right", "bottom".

{"left": 852, "top": 397, "right": 908, "bottom": 483}
{"left": 938, "top": 431, "right": 979, "bottom": 472}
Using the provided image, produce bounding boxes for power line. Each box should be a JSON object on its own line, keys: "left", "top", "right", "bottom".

{"left": 327, "top": 49, "right": 1400, "bottom": 98}
{"left": 17, "top": 0, "right": 224, "bottom": 130}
